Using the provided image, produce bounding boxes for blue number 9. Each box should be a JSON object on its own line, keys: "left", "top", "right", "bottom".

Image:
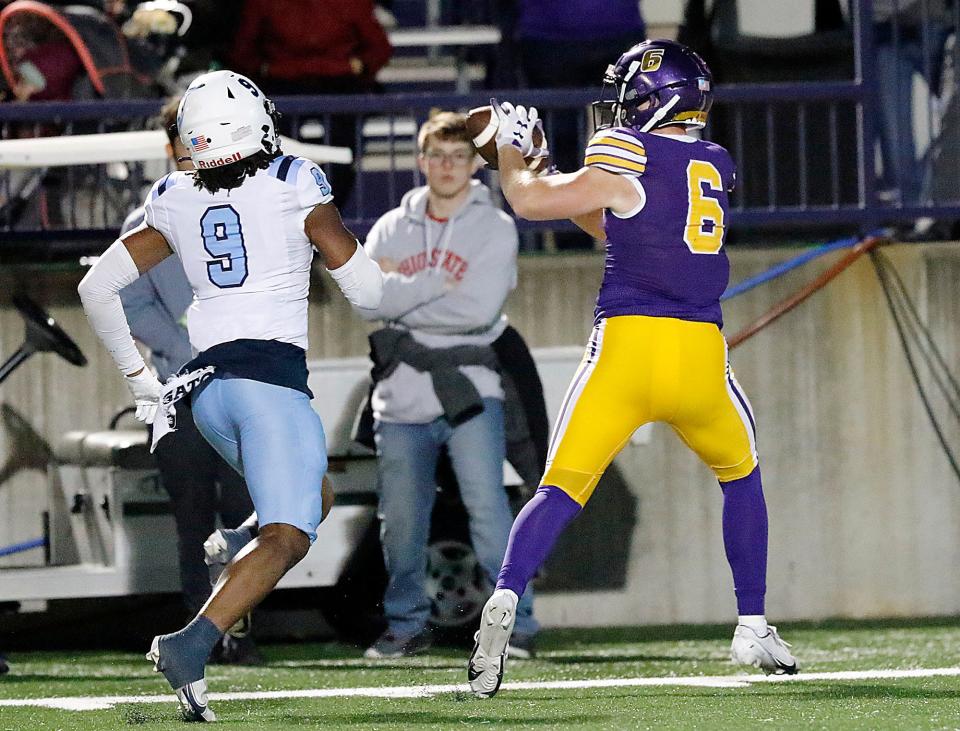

{"left": 201, "top": 205, "right": 248, "bottom": 288}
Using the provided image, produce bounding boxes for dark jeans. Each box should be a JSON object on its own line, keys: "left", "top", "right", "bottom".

{"left": 154, "top": 410, "right": 253, "bottom": 618}
{"left": 874, "top": 24, "right": 951, "bottom": 204}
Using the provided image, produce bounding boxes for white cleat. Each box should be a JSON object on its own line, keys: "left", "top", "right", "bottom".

{"left": 467, "top": 588, "right": 518, "bottom": 699}
{"left": 146, "top": 636, "right": 217, "bottom": 722}
{"left": 730, "top": 624, "right": 799, "bottom": 675}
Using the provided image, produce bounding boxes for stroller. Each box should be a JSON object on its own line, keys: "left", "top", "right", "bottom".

{"left": 0, "top": 0, "right": 159, "bottom": 101}
{"left": 0, "top": 0, "right": 164, "bottom": 231}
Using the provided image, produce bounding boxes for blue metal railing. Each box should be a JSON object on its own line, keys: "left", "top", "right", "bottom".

{"left": 2, "top": 0, "right": 958, "bottom": 251}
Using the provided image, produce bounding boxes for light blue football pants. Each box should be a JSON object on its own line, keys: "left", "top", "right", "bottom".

{"left": 192, "top": 377, "right": 327, "bottom": 543}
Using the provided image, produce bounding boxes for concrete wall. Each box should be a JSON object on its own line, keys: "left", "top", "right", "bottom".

{"left": 1, "top": 244, "right": 959, "bottom": 625}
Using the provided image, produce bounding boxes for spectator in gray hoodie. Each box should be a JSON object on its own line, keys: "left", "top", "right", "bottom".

{"left": 356, "top": 112, "right": 539, "bottom": 659}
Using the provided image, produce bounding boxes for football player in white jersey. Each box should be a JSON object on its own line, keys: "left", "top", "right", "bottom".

{"left": 78, "top": 70, "right": 383, "bottom": 721}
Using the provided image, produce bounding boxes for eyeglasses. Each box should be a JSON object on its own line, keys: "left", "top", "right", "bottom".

{"left": 422, "top": 149, "right": 475, "bottom": 166}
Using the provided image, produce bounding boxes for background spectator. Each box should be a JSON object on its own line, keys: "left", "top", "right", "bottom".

{"left": 3, "top": 13, "right": 82, "bottom": 101}
{"left": 0, "top": 10, "right": 86, "bottom": 229}
{"left": 229, "top": 0, "right": 393, "bottom": 206}
{"left": 170, "top": 0, "right": 245, "bottom": 77}
{"left": 355, "top": 112, "right": 539, "bottom": 659}
{"left": 874, "top": 0, "right": 955, "bottom": 205}
{"left": 517, "top": 0, "right": 645, "bottom": 250}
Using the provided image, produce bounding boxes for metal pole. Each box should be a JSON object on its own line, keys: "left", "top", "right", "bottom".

{"left": 854, "top": 0, "right": 880, "bottom": 231}
{"left": 427, "top": 0, "right": 441, "bottom": 63}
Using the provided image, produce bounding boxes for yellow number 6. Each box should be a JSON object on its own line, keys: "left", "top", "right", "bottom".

{"left": 684, "top": 160, "right": 725, "bottom": 255}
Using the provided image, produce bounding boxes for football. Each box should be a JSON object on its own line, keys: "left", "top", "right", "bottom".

{"left": 465, "top": 104, "right": 550, "bottom": 173}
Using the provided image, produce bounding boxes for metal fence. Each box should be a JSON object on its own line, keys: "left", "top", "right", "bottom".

{"left": 2, "top": 0, "right": 960, "bottom": 254}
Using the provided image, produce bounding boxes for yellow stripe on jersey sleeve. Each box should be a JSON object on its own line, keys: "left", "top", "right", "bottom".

{"left": 602, "top": 137, "right": 647, "bottom": 155}
{"left": 587, "top": 127, "right": 643, "bottom": 144}
{"left": 584, "top": 131, "right": 647, "bottom": 176}
{"left": 584, "top": 153, "right": 646, "bottom": 174}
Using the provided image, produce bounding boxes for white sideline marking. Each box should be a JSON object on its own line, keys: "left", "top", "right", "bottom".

{"left": 2, "top": 667, "right": 960, "bottom": 711}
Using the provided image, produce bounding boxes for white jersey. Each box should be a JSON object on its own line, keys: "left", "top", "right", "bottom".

{"left": 142, "top": 155, "right": 334, "bottom": 353}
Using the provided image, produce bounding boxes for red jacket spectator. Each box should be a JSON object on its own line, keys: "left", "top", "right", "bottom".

{"left": 14, "top": 39, "right": 83, "bottom": 101}
{"left": 230, "top": 0, "right": 392, "bottom": 85}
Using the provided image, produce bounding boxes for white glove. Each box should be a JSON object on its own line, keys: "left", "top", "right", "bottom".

{"left": 492, "top": 98, "right": 539, "bottom": 157}
{"left": 125, "top": 369, "right": 163, "bottom": 423}
{"left": 529, "top": 117, "right": 550, "bottom": 165}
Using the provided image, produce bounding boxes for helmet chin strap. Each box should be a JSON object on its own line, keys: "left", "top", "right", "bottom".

{"left": 639, "top": 93, "right": 681, "bottom": 133}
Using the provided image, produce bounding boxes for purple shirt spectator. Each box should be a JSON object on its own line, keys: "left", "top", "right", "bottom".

{"left": 519, "top": 0, "right": 645, "bottom": 42}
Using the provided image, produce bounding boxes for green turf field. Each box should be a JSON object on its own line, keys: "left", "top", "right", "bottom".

{"left": 2, "top": 619, "right": 960, "bottom": 730}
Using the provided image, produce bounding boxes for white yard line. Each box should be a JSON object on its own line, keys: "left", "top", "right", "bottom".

{"left": 2, "top": 667, "right": 959, "bottom": 711}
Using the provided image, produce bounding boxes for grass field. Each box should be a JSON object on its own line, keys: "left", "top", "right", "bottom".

{"left": 2, "top": 618, "right": 960, "bottom": 729}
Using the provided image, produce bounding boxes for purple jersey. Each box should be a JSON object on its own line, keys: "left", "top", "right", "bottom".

{"left": 585, "top": 127, "right": 736, "bottom": 328}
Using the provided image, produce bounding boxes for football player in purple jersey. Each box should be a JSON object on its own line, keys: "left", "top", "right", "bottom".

{"left": 467, "top": 39, "right": 798, "bottom": 698}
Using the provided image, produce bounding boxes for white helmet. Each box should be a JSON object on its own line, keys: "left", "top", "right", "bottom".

{"left": 177, "top": 70, "right": 279, "bottom": 169}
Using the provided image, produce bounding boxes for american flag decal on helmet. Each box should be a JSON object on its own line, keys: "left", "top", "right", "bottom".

{"left": 191, "top": 135, "right": 210, "bottom": 152}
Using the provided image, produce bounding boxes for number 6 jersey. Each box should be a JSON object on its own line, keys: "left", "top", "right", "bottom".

{"left": 141, "top": 155, "right": 334, "bottom": 353}
{"left": 585, "top": 127, "right": 736, "bottom": 328}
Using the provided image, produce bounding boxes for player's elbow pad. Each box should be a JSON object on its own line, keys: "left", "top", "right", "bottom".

{"left": 327, "top": 243, "right": 384, "bottom": 310}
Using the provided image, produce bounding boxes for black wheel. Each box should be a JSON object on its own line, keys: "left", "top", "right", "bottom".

{"left": 427, "top": 457, "right": 489, "bottom": 641}
{"left": 426, "top": 538, "right": 490, "bottom": 632}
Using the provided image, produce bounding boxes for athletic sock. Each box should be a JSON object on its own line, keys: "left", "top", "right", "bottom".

{"left": 738, "top": 614, "right": 769, "bottom": 634}
{"left": 720, "top": 467, "right": 768, "bottom": 616}
{"left": 496, "top": 484, "right": 581, "bottom": 597}
{"left": 157, "top": 615, "right": 223, "bottom": 688}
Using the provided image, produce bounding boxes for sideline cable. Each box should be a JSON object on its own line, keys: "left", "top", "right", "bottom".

{"left": 722, "top": 235, "right": 870, "bottom": 302}
{"left": 728, "top": 236, "right": 884, "bottom": 350}
{"left": 0, "top": 537, "right": 45, "bottom": 558}
{"left": 710, "top": 232, "right": 959, "bottom": 484}
{"left": 870, "top": 249, "right": 960, "bottom": 484}
{"left": 874, "top": 251, "right": 960, "bottom": 416}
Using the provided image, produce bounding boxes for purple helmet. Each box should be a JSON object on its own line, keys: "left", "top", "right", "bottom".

{"left": 592, "top": 39, "right": 713, "bottom": 133}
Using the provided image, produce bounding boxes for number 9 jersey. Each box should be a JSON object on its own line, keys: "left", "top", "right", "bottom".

{"left": 585, "top": 127, "right": 736, "bottom": 328}
{"left": 141, "top": 155, "right": 334, "bottom": 353}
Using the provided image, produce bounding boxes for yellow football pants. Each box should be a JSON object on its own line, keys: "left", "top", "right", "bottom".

{"left": 542, "top": 315, "right": 758, "bottom": 506}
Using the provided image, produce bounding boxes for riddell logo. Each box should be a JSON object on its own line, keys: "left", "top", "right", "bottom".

{"left": 196, "top": 152, "right": 243, "bottom": 169}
